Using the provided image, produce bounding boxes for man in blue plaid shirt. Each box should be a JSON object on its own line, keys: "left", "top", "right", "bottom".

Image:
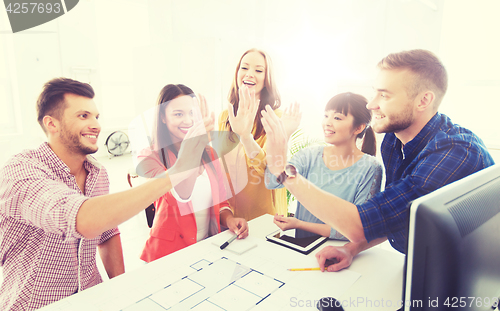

{"left": 261, "top": 49, "right": 495, "bottom": 271}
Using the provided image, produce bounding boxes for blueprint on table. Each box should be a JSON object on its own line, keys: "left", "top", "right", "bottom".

{"left": 121, "top": 257, "right": 285, "bottom": 311}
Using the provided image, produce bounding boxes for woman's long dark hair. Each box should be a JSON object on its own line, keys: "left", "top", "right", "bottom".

{"left": 154, "top": 84, "right": 214, "bottom": 172}
{"left": 325, "top": 92, "right": 376, "bottom": 156}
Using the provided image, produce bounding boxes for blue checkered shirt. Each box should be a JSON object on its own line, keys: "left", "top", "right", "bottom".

{"left": 357, "top": 113, "right": 495, "bottom": 253}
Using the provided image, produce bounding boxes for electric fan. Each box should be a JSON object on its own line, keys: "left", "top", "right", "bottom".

{"left": 105, "top": 131, "right": 130, "bottom": 157}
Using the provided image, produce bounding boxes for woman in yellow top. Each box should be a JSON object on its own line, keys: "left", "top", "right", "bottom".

{"left": 218, "top": 48, "right": 299, "bottom": 221}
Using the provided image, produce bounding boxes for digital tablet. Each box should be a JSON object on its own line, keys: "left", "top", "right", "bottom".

{"left": 265, "top": 229, "right": 328, "bottom": 255}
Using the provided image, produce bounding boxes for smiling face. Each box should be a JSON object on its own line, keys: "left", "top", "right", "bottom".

{"left": 367, "top": 69, "right": 416, "bottom": 134}
{"left": 59, "top": 93, "right": 101, "bottom": 155}
{"left": 322, "top": 110, "right": 360, "bottom": 146}
{"left": 237, "top": 51, "right": 266, "bottom": 98}
{"left": 162, "top": 95, "right": 195, "bottom": 144}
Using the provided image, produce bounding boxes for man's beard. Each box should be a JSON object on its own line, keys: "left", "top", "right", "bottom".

{"left": 373, "top": 102, "right": 414, "bottom": 134}
{"left": 60, "top": 122, "right": 98, "bottom": 155}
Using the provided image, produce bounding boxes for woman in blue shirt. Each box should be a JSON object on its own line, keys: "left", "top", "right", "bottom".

{"left": 265, "top": 92, "right": 383, "bottom": 239}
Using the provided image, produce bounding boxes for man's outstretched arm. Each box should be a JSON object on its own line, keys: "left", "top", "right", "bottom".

{"left": 77, "top": 115, "right": 213, "bottom": 239}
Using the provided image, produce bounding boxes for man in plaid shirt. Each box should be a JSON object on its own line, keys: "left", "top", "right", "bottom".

{"left": 0, "top": 78, "right": 212, "bottom": 310}
{"left": 261, "top": 49, "right": 495, "bottom": 271}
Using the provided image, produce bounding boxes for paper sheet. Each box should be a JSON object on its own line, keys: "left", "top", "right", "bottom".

{"left": 211, "top": 230, "right": 258, "bottom": 254}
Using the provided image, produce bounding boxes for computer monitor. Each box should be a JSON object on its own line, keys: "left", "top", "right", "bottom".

{"left": 403, "top": 164, "right": 500, "bottom": 311}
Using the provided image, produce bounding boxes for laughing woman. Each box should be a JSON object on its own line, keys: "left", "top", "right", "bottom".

{"left": 266, "top": 92, "right": 383, "bottom": 240}
{"left": 138, "top": 84, "right": 248, "bottom": 263}
{"left": 217, "top": 49, "right": 297, "bottom": 221}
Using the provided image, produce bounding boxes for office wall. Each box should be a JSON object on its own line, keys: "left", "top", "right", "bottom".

{"left": 438, "top": 0, "right": 500, "bottom": 148}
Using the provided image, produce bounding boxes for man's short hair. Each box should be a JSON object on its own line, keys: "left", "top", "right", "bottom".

{"left": 377, "top": 49, "right": 448, "bottom": 109}
{"left": 36, "top": 78, "right": 95, "bottom": 133}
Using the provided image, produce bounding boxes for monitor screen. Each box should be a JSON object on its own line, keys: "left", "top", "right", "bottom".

{"left": 404, "top": 164, "right": 500, "bottom": 311}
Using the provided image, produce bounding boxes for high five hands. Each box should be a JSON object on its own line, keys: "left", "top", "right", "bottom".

{"left": 169, "top": 94, "right": 214, "bottom": 183}
{"left": 197, "top": 93, "right": 215, "bottom": 137}
{"left": 228, "top": 85, "right": 259, "bottom": 140}
{"left": 260, "top": 101, "right": 302, "bottom": 176}
{"left": 281, "top": 101, "right": 302, "bottom": 139}
{"left": 260, "top": 105, "right": 288, "bottom": 176}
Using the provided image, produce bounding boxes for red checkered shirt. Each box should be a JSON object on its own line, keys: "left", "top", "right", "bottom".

{"left": 0, "top": 142, "right": 120, "bottom": 310}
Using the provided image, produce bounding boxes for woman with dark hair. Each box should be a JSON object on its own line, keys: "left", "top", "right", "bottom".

{"left": 266, "top": 92, "right": 383, "bottom": 239}
{"left": 139, "top": 84, "right": 248, "bottom": 263}
{"left": 217, "top": 48, "right": 297, "bottom": 221}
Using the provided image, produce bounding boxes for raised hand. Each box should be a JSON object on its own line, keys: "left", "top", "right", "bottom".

{"left": 228, "top": 85, "right": 259, "bottom": 139}
{"left": 261, "top": 105, "right": 287, "bottom": 176}
{"left": 281, "top": 102, "right": 302, "bottom": 139}
{"left": 168, "top": 99, "right": 212, "bottom": 185}
{"left": 196, "top": 93, "right": 215, "bottom": 134}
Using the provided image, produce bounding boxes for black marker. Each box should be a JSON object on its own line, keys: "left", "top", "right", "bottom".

{"left": 220, "top": 234, "right": 237, "bottom": 250}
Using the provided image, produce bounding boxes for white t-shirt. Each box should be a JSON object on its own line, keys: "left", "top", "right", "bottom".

{"left": 171, "top": 170, "right": 213, "bottom": 241}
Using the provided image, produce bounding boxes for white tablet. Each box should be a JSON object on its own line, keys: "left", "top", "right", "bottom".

{"left": 265, "top": 229, "right": 328, "bottom": 255}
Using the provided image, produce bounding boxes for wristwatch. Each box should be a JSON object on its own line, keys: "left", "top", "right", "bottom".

{"left": 277, "top": 164, "right": 298, "bottom": 184}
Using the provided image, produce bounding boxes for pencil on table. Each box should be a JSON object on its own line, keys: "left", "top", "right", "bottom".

{"left": 287, "top": 267, "right": 321, "bottom": 271}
